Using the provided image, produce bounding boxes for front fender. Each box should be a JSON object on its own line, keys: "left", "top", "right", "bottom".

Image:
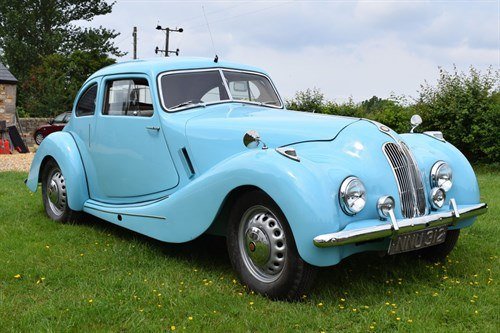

{"left": 26, "top": 131, "right": 89, "bottom": 211}
{"left": 400, "top": 133, "right": 481, "bottom": 229}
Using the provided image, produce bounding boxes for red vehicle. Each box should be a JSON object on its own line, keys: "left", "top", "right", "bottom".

{"left": 34, "top": 112, "right": 70, "bottom": 145}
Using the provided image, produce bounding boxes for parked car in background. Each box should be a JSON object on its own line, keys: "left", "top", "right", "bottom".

{"left": 26, "top": 58, "right": 487, "bottom": 299}
{"left": 34, "top": 112, "right": 70, "bottom": 145}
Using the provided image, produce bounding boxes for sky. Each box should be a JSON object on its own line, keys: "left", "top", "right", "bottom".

{"left": 79, "top": 0, "right": 500, "bottom": 102}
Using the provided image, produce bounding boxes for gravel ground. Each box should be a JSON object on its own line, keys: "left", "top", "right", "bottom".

{"left": 0, "top": 153, "right": 34, "bottom": 172}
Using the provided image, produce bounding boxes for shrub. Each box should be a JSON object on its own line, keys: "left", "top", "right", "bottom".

{"left": 416, "top": 66, "right": 499, "bottom": 164}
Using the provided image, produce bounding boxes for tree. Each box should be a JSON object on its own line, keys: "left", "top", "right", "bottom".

{"left": 286, "top": 88, "right": 325, "bottom": 113}
{"left": 0, "top": 0, "right": 123, "bottom": 81}
{"left": 21, "top": 50, "right": 115, "bottom": 117}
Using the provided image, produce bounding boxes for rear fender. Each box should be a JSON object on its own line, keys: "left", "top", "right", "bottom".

{"left": 26, "top": 131, "right": 89, "bottom": 211}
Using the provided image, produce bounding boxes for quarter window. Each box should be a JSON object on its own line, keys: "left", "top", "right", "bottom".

{"left": 103, "top": 78, "right": 154, "bottom": 117}
{"left": 75, "top": 84, "right": 97, "bottom": 117}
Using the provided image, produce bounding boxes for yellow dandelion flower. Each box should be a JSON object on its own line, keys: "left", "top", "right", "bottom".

{"left": 407, "top": 319, "right": 413, "bottom": 323}
{"left": 432, "top": 292, "right": 439, "bottom": 297}
{"left": 188, "top": 316, "right": 193, "bottom": 320}
{"left": 80, "top": 253, "right": 84, "bottom": 257}
{"left": 171, "top": 325, "right": 176, "bottom": 331}
{"left": 339, "top": 306, "right": 345, "bottom": 309}
{"left": 45, "top": 245, "right": 50, "bottom": 249}
{"left": 14, "top": 274, "right": 21, "bottom": 279}
{"left": 340, "top": 298, "right": 346, "bottom": 302}
{"left": 474, "top": 310, "right": 478, "bottom": 314}
{"left": 249, "top": 302, "right": 254, "bottom": 305}
{"left": 473, "top": 295, "right": 478, "bottom": 299}
{"left": 88, "top": 299, "right": 93, "bottom": 303}
{"left": 318, "top": 303, "right": 323, "bottom": 307}
{"left": 390, "top": 310, "right": 396, "bottom": 315}
{"left": 232, "top": 279, "right": 237, "bottom": 284}
{"left": 369, "top": 326, "right": 375, "bottom": 330}
{"left": 385, "top": 302, "right": 390, "bottom": 305}
{"left": 396, "top": 317, "right": 400, "bottom": 321}
{"left": 352, "top": 308, "right": 357, "bottom": 312}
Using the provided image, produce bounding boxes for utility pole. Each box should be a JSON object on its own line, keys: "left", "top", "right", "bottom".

{"left": 155, "top": 25, "right": 183, "bottom": 57}
{"left": 132, "top": 27, "right": 137, "bottom": 59}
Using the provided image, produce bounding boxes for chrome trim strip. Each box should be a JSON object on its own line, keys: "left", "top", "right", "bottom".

{"left": 313, "top": 202, "right": 487, "bottom": 247}
{"left": 85, "top": 206, "right": 167, "bottom": 221}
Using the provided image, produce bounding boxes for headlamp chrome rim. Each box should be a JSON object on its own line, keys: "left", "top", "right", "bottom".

{"left": 429, "top": 187, "right": 446, "bottom": 209}
{"left": 377, "top": 195, "right": 395, "bottom": 219}
{"left": 430, "top": 161, "right": 453, "bottom": 192}
{"left": 339, "top": 176, "right": 367, "bottom": 216}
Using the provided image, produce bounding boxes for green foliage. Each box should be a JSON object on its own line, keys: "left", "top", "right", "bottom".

{"left": 287, "top": 66, "right": 499, "bottom": 164}
{"left": 285, "top": 88, "right": 325, "bottom": 113}
{"left": 21, "top": 51, "right": 115, "bottom": 117}
{"left": 416, "top": 66, "right": 499, "bottom": 164}
{"left": 0, "top": 0, "right": 122, "bottom": 82}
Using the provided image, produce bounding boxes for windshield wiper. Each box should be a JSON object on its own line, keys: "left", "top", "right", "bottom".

{"left": 170, "top": 100, "right": 205, "bottom": 110}
{"left": 256, "top": 100, "right": 279, "bottom": 108}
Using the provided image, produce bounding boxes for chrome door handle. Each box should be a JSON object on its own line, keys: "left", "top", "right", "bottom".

{"left": 146, "top": 126, "right": 160, "bottom": 131}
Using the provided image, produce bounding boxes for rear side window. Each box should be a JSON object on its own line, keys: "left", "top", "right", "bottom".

{"left": 76, "top": 84, "right": 97, "bottom": 117}
{"left": 103, "top": 78, "right": 154, "bottom": 117}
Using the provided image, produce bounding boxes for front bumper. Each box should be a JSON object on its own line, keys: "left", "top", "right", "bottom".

{"left": 313, "top": 202, "right": 487, "bottom": 248}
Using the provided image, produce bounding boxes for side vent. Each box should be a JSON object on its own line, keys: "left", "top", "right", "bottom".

{"left": 180, "top": 147, "right": 195, "bottom": 178}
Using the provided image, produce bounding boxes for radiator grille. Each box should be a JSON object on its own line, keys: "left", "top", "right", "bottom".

{"left": 384, "top": 142, "right": 427, "bottom": 218}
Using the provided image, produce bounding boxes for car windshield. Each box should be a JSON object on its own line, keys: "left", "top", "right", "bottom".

{"left": 159, "top": 69, "right": 281, "bottom": 111}
{"left": 53, "top": 113, "right": 67, "bottom": 123}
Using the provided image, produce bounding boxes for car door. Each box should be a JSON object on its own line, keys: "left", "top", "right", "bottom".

{"left": 89, "top": 74, "right": 179, "bottom": 200}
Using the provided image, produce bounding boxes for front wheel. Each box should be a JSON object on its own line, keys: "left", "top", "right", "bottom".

{"left": 227, "top": 191, "right": 317, "bottom": 300}
{"left": 41, "top": 159, "right": 81, "bottom": 223}
{"left": 34, "top": 131, "right": 44, "bottom": 145}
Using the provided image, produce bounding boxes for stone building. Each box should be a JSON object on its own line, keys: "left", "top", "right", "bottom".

{"left": 0, "top": 63, "right": 18, "bottom": 125}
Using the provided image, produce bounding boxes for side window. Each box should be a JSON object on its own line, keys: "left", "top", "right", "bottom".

{"left": 76, "top": 84, "right": 97, "bottom": 117}
{"left": 103, "top": 78, "right": 154, "bottom": 117}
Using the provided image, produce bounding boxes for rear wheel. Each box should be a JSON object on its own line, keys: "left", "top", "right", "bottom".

{"left": 41, "top": 159, "right": 81, "bottom": 223}
{"left": 227, "top": 191, "right": 317, "bottom": 300}
{"left": 414, "top": 229, "right": 460, "bottom": 262}
{"left": 35, "top": 132, "right": 44, "bottom": 145}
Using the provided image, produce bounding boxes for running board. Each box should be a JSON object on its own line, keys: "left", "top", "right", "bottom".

{"left": 83, "top": 197, "right": 169, "bottom": 225}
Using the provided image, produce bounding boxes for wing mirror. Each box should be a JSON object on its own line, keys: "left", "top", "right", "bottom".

{"left": 243, "top": 130, "right": 267, "bottom": 150}
{"left": 410, "top": 114, "right": 422, "bottom": 133}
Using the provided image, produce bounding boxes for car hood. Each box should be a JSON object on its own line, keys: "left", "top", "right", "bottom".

{"left": 184, "top": 104, "right": 360, "bottom": 172}
{"left": 185, "top": 104, "right": 360, "bottom": 147}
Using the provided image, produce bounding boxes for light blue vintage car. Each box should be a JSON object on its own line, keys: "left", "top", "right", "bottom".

{"left": 26, "top": 57, "right": 487, "bottom": 299}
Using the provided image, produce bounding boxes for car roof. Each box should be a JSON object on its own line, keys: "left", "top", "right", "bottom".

{"left": 87, "top": 57, "right": 268, "bottom": 83}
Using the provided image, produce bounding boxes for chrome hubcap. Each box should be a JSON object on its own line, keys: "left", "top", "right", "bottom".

{"left": 47, "top": 170, "right": 66, "bottom": 216}
{"left": 238, "top": 205, "right": 286, "bottom": 283}
{"left": 35, "top": 133, "right": 43, "bottom": 144}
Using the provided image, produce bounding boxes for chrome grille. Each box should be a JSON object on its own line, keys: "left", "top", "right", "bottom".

{"left": 383, "top": 142, "right": 427, "bottom": 218}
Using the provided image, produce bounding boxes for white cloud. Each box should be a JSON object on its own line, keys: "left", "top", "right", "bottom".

{"left": 78, "top": 0, "right": 499, "bottom": 102}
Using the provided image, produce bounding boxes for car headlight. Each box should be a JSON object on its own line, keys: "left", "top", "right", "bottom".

{"left": 339, "top": 177, "right": 366, "bottom": 215}
{"left": 430, "top": 161, "right": 453, "bottom": 192}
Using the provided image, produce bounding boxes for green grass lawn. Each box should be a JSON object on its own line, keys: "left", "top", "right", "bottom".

{"left": 0, "top": 170, "right": 498, "bottom": 332}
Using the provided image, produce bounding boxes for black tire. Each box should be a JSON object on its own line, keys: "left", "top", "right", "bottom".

{"left": 35, "top": 131, "right": 44, "bottom": 145}
{"left": 41, "top": 159, "right": 82, "bottom": 223}
{"left": 227, "top": 190, "right": 317, "bottom": 300}
{"left": 413, "top": 229, "right": 460, "bottom": 262}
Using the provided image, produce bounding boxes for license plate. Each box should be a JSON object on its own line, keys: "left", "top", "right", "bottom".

{"left": 388, "top": 226, "right": 448, "bottom": 255}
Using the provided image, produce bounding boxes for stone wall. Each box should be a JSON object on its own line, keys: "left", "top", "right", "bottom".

{"left": 18, "top": 118, "right": 51, "bottom": 147}
{"left": 0, "top": 83, "right": 17, "bottom": 125}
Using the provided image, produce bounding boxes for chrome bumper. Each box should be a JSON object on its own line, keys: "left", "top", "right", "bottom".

{"left": 313, "top": 202, "right": 487, "bottom": 248}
